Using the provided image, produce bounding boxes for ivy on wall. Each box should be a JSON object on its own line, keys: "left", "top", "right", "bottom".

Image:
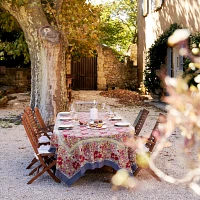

{"left": 144, "top": 23, "right": 181, "bottom": 95}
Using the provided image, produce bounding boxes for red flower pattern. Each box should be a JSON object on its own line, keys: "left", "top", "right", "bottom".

{"left": 111, "top": 153, "right": 119, "bottom": 160}
{"left": 126, "top": 161, "right": 131, "bottom": 168}
{"left": 57, "top": 157, "right": 63, "bottom": 165}
{"left": 94, "top": 151, "right": 102, "bottom": 159}
{"left": 72, "top": 161, "right": 80, "bottom": 170}
{"left": 50, "top": 112, "right": 134, "bottom": 179}
{"left": 79, "top": 155, "right": 85, "bottom": 162}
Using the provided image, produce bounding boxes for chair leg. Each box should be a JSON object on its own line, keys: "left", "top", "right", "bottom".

{"left": 145, "top": 168, "right": 161, "bottom": 182}
{"left": 133, "top": 167, "right": 161, "bottom": 181}
{"left": 27, "top": 160, "right": 60, "bottom": 184}
{"left": 28, "top": 164, "right": 42, "bottom": 175}
{"left": 133, "top": 167, "right": 141, "bottom": 177}
{"left": 26, "top": 157, "right": 38, "bottom": 169}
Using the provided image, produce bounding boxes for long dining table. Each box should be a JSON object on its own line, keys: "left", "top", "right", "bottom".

{"left": 50, "top": 111, "right": 135, "bottom": 186}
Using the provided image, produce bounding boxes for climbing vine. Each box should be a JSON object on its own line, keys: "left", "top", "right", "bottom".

{"left": 144, "top": 23, "right": 181, "bottom": 95}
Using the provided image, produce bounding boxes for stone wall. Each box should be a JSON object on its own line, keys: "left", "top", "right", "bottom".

{"left": 126, "top": 44, "right": 137, "bottom": 66}
{"left": 1, "top": 46, "right": 138, "bottom": 92}
{"left": 0, "top": 67, "right": 31, "bottom": 91}
{"left": 97, "top": 45, "right": 137, "bottom": 90}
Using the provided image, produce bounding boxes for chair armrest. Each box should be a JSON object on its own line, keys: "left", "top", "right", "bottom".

{"left": 37, "top": 128, "right": 51, "bottom": 139}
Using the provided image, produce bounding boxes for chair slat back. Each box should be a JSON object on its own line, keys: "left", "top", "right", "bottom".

{"left": 24, "top": 106, "right": 39, "bottom": 132}
{"left": 34, "top": 107, "right": 46, "bottom": 128}
{"left": 145, "top": 113, "right": 166, "bottom": 152}
{"left": 133, "top": 109, "right": 149, "bottom": 136}
{"left": 24, "top": 106, "right": 45, "bottom": 140}
{"left": 21, "top": 113, "right": 40, "bottom": 151}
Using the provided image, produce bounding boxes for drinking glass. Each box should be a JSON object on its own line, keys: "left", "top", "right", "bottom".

{"left": 73, "top": 113, "right": 78, "bottom": 121}
{"left": 70, "top": 103, "right": 75, "bottom": 112}
{"left": 102, "top": 103, "right": 106, "bottom": 110}
{"left": 106, "top": 105, "right": 112, "bottom": 113}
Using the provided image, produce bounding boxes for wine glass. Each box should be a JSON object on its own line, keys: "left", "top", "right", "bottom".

{"left": 102, "top": 103, "right": 106, "bottom": 110}
{"left": 106, "top": 105, "right": 111, "bottom": 113}
{"left": 69, "top": 103, "right": 75, "bottom": 117}
{"left": 73, "top": 113, "right": 78, "bottom": 121}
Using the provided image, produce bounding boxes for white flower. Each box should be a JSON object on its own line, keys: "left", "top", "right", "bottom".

{"left": 168, "top": 29, "right": 190, "bottom": 46}
{"left": 194, "top": 75, "right": 200, "bottom": 83}
{"left": 165, "top": 76, "right": 177, "bottom": 87}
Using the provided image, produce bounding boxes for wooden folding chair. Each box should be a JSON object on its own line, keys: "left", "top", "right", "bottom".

{"left": 24, "top": 107, "right": 51, "bottom": 169}
{"left": 22, "top": 113, "right": 60, "bottom": 184}
{"left": 133, "top": 109, "right": 149, "bottom": 136}
{"left": 133, "top": 113, "right": 167, "bottom": 181}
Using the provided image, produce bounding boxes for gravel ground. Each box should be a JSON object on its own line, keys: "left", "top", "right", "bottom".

{"left": 0, "top": 91, "right": 199, "bottom": 200}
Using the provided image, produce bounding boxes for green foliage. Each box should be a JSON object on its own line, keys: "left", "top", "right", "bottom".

{"left": 182, "top": 33, "right": 200, "bottom": 87}
{"left": 40, "top": 0, "right": 102, "bottom": 58}
{"left": 0, "top": 9, "right": 30, "bottom": 65}
{"left": 100, "top": 0, "right": 137, "bottom": 57}
{"left": 58, "top": 0, "right": 102, "bottom": 58}
{"left": 0, "top": 10, "right": 20, "bottom": 32}
{"left": 144, "top": 23, "right": 181, "bottom": 95}
{"left": 0, "top": 0, "right": 102, "bottom": 63}
{"left": 0, "top": 0, "right": 136, "bottom": 63}
{"left": 124, "top": 79, "right": 137, "bottom": 91}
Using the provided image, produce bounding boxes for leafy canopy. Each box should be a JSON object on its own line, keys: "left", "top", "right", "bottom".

{"left": 0, "top": 8, "right": 29, "bottom": 64}
{"left": 0, "top": 0, "right": 137, "bottom": 63}
{"left": 0, "top": 0, "right": 102, "bottom": 64}
{"left": 100, "top": 0, "right": 137, "bottom": 55}
{"left": 40, "top": 0, "right": 102, "bottom": 57}
{"left": 58, "top": 0, "right": 102, "bottom": 57}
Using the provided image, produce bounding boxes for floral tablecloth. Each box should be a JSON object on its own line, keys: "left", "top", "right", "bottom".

{"left": 50, "top": 112, "right": 135, "bottom": 186}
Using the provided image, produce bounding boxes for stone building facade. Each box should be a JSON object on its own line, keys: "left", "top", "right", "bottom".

{"left": 137, "top": 0, "right": 200, "bottom": 85}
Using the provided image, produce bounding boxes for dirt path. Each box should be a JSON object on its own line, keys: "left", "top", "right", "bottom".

{"left": 0, "top": 91, "right": 199, "bottom": 200}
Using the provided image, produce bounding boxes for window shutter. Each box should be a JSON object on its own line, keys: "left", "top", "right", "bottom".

{"left": 179, "top": 43, "right": 184, "bottom": 72}
{"left": 179, "top": 55, "right": 184, "bottom": 72}
{"left": 151, "top": 0, "right": 155, "bottom": 11}
{"left": 142, "top": 0, "right": 148, "bottom": 17}
{"left": 167, "top": 47, "right": 172, "bottom": 77}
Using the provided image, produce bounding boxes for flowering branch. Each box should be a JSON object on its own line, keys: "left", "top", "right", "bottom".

{"left": 147, "top": 29, "right": 200, "bottom": 195}
{"left": 112, "top": 29, "right": 200, "bottom": 195}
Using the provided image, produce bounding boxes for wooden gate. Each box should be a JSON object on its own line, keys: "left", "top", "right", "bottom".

{"left": 71, "top": 56, "right": 97, "bottom": 90}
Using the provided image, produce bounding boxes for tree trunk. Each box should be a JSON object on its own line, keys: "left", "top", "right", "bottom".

{"left": 1, "top": 1, "right": 67, "bottom": 123}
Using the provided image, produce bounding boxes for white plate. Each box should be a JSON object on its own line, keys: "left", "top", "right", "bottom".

{"left": 59, "top": 112, "right": 71, "bottom": 115}
{"left": 58, "top": 124, "right": 74, "bottom": 128}
{"left": 59, "top": 116, "right": 73, "bottom": 120}
{"left": 110, "top": 117, "right": 122, "bottom": 121}
{"left": 114, "top": 122, "right": 129, "bottom": 127}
